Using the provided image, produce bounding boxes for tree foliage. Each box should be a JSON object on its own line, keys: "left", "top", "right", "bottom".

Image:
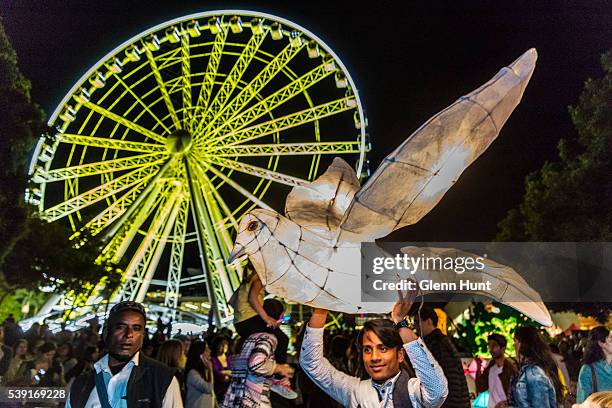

{"left": 497, "top": 51, "right": 612, "bottom": 322}
{"left": 0, "top": 18, "right": 44, "bottom": 266}
{"left": 453, "top": 302, "right": 540, "bottom": 356}
{"left": 498, "top": 51, "right": 612, "bottom": 241}
{"left": 3, "top": 218, "right": 121, "bottom": 295}
{"left": 0, "top": 20, "right": 120, "bottom": 298}
{"left": 0, "top": 287, "right": 48, "bottom": 322}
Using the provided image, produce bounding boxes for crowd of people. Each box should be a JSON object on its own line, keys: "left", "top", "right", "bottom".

{"left": 0, "top": 273, "right": 610, "bottom": 408}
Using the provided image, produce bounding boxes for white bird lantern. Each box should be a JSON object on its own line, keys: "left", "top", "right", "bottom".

{"left": 229, "top": 49, "right": 553, "bottom": 326}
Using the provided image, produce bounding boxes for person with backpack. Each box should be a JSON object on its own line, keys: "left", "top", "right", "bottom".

{"left": 413, "top": 307, "right": 470, "bottom": 408}
{"left": 576, "top": 326, "right": 612, "bottom": 403}
{"left": 506, "top": 326, "right": 564, "bottom": 408}
{"left": 230, "top": 266, "right": 289, "bottom": 365}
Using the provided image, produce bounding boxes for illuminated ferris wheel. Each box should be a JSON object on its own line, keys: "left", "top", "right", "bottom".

{"left": 27, "top": 10, "right": 368, "bottom": 325}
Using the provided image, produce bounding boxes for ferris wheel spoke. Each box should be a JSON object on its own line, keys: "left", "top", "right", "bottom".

{"left": 98, "top": 181, "right": 167, "bottom": 264}
{"left": 214, "top": 141, "right": 362, "bottom": 157}
{"left": 197, "top": 41, "right": 305, "bottom": 139}
{"left": 201, "top": 238, "right": 232, "bottom": 319}
{"left": 191, "top": 27, "right": 228, "bottom": 132}
{"left": 203, "top": 97, "right": 355, "bottom": 148}
{"left": 112, "top": 74, "right": 172, "bottom": 134}
{"left": 191, "top": 162, "right": 237, "bottom": 254}
{"left": 207, "top": 156, "right": 308, "bottom": 187}
{"left": 57, "top": 133, "right": 166, "bottom": 153}
{"left": 204, "top": 163, "right": 273, "bottom": 210}
{"left": 195, "top": 164, "right": 240, "bottom": 231}
{"left": 81, "top": 100, "right": 166, "bottom": 144}
{"left": 205, "top": 63, "right": 334, "bottom": 141}
{"left": 196, "top": 206, "right": 235, "bottom": 302}
{"left": 192, "top": 28, "right": 270, "bottom": 138}
{"left": 41, "top": 162, "right": 163, "bottom": 223}
{"left": 134, "top": 188, "right": 184, "bottom": 303}
{"left": 165, "top": 77, "right": 183, "bottom": 95}
{"left": 42, "top": 153, "right": 167, "bottom": 182}
{"left": 180, "top": 33, "right": 192, "bottom": 125}
{"left": 164, "top": 194, "right": 189, "bottom": 314}
{"left": 119, "top": 185, "right": 182, "bottom": 301}
{"left": 184, "top": 161, "right": 232, "bottom": 319}
{"left": 70, "top": 177, "right": 150, "bottom": 241}
{"left": 144, "top": 48, "right": 181, "bottom": 130}
{"left": 101, "top": 158, "right": 175, "bottom": 241}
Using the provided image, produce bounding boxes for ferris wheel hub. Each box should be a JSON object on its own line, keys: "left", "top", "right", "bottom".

{"left": 166, "top": 129, "right": 193, "bottom": 154}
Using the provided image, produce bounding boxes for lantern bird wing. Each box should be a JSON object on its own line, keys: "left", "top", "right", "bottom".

{"left": 400, "top": 245, "right": 553, "bottom": 326}
{"left": 285, "top": 157, "right": 360, "bottom": 237}
{"left": 338, "top": 49, "right": 538, "bottom": 243}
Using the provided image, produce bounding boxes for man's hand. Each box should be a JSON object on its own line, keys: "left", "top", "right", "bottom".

{"left": 274, "top": 363, "right": 295, "bottom": 378}
{"left": 308, "top": 308, "right": 328, "bottom": 329}
{"left": 392, "top": 282, "right": 419, "bottom": 344}
{"left": 264, "top": 315, "right": 280, "bottom": 328}
{"left": 391, "top": 280, "right": 419, "bottom": 324}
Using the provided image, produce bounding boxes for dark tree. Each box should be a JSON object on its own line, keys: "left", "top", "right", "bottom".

{"left": 0, "top": 18, "right": 44, "bottom": 267}
{"left": 497, "top": 51, "right": 612, "bottom": 322}
{"left": 0, "top": 20, "right": 120, "bottom": 300}
{"left": 3, "top": 218, "right": 121, "bottom": 296}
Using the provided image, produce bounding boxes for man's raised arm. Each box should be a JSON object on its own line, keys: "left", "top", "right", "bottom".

{"left": 299, "top": 308, "right": 359, "bottom": 405}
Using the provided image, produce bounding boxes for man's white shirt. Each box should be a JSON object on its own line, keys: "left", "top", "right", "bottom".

{"left": 300, "top": 326, "right": 448, "bottom": 408}
{"left": 65, "top": 352, "right": 183, "bottom": 408}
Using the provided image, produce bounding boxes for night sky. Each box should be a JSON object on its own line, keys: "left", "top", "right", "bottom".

{"left": 2, "top": 1, "right": 611, "bottom": 241}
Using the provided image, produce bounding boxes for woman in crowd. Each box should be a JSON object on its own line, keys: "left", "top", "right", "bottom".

{"left": 55, "top": 342, "right": 77, "bottom": 374}
{"left": 210, "top": 336, "right": 232, "bottom": 401}
{"left": 507, "top": 326, "right": 564, "bottom": 407}
{"left": 577, "top": 326, "right": 612, "bottom": 403}
{"left": 4, "top": 339, "right": 29, "bottom": 384}
{"left": 185, "top": 340, "right": 215, "bottom": 408}
{"left": 20, "top": 342, "right": 63, "bottom": 387}
{"left": 159, "top": 339, "right": 187, "bottom": 397}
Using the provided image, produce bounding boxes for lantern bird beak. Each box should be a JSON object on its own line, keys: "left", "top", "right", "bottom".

{"left": 228, "top": 244, "right": 247, "bottom": 263}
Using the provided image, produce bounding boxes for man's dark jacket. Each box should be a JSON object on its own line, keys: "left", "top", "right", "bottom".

{"left": 423, "top": 329, "right": 470, "bottom": 408}
{"left": 69, "top": 354, "right": 175, "bottom": 408}
{"left": 475, "top": 357, "right": 518, "bottom": 398}
{"left": 0, "top": 344, "right": 13, "bottom": 376}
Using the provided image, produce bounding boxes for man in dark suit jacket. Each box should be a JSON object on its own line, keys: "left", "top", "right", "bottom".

{"left": 414, "top": 307, "right": 471, "bottom": 408}
{"left": 66, "top": 301, "right": 182, "bottom": 408}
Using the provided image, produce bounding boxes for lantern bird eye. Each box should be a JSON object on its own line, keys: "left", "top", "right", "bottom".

{"left": 247, "top": 220, "right": 259, "bottom": 231}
